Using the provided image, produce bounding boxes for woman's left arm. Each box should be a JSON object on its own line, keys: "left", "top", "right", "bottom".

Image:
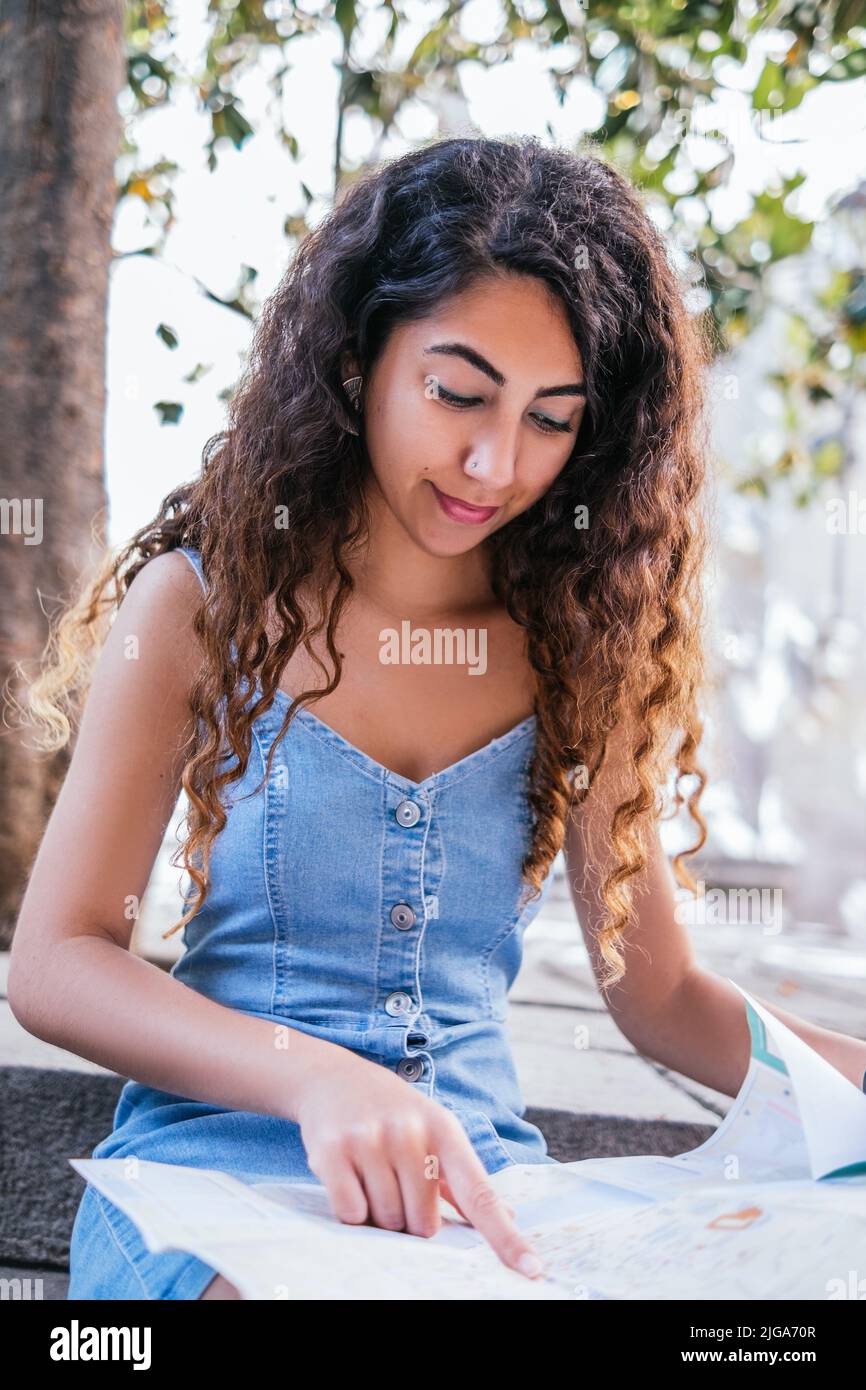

{"left": 665, "top": 966, "right": 866, "bottom": 1096}
{"left": 562, "top": 722, "right": 866, "bottom": 1099}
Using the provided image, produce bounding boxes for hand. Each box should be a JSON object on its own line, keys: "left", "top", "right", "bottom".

{"left": 294, "top": 1050, "right": 545, "bottom": 1280}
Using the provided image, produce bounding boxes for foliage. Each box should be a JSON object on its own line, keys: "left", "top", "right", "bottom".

{"left": 117, "top": 1, "right": 866, "bottom": 491}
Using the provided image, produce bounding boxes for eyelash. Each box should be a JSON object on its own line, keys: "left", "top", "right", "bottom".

{"left": 433, "top": 385, "right": 574, "bottom": 435}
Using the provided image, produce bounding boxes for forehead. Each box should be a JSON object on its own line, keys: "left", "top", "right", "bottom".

{"left": 394, "top": 273, "right": 583, "bottom": 377}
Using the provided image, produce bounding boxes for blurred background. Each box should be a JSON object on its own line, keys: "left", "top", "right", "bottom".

{"left": 2, "top": 1, "right": 865, "bottom": 1078}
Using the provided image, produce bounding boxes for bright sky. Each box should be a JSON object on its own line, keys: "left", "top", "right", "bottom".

{"left": 105, "top": 0, "right": 866, "bottom": 544}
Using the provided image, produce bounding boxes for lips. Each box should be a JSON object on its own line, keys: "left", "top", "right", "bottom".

{"left": 431, "top": 482, "right": 500, "bottom": 525}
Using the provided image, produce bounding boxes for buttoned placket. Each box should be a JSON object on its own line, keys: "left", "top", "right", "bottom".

{"left": 381, "top": 790, "right": 435, "bottom": 1093}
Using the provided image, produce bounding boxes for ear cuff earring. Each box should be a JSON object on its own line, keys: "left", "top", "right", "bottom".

{"left": 341, "top": 375, "right": 363, "bottom": 435}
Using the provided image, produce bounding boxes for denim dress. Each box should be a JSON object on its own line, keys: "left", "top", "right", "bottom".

{"left": 67, "top": 544, "right": 559, "bottom": 1300}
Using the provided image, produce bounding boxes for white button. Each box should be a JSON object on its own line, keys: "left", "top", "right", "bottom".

{"left": 384, "top": 990, "right": 414, "bottom": 1016}
{"left": 397, "top": 1057, "right": 424, "bottom": 1081}
{"left": 390, "top": 903, "right": 416, "bottom": 930}
{"left": 395, "top": 799, "right": 421, "bottom": 827}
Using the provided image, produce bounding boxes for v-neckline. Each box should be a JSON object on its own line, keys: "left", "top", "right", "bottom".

{"left": 266, "top": 682, "right": 537, "bottom": 792}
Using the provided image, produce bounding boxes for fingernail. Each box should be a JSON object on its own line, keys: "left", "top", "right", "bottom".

{"left": 517, "top": 1251, "right": 544, "bottom": 1278}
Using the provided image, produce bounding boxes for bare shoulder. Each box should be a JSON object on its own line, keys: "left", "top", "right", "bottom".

{"left": 131, "top": 545, "right": 206, "bottom": 604}
{"left": 118, "top": 547, "right": 208, "bottom": 684}
{"left": 8, "top": 547, "right": 211, "bottom": 999}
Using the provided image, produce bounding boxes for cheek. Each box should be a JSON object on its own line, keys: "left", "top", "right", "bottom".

{"left": 366, "top": 403, "right": 439, "bottom": 499}
{"left": 517, "top": 454, "right": 569, "bottom": 502}
{"left": 375, "top": 394, "right": 447, "bottom": 475}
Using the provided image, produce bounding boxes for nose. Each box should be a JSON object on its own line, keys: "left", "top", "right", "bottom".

{"left": 461, "top": 426, "right": 518, "bottom": 491}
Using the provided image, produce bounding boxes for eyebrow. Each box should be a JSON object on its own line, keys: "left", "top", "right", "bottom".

{"left": 423, "top": 340, "right": 586, "bottom": 399}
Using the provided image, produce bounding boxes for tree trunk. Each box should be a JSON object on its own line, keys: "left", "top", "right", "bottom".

{"left": 0, "top": 0, "right": 125, "bottom": 946}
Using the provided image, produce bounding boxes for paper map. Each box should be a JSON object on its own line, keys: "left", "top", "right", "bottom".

{"left": 70, "top": 982, "right": 866, "bottom": 1300}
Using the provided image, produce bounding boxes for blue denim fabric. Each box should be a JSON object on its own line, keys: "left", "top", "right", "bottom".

{"left": 67, "top": 544, "right": 558, "bottom": 1299}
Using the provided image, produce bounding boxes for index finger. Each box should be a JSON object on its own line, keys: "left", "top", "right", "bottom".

{"left": 435, "top": 1122, "right": 546, "bottom": 1280}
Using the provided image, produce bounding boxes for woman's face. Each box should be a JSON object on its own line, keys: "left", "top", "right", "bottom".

{"left": 356, "top": 272, "right": 586, "bottom": 557}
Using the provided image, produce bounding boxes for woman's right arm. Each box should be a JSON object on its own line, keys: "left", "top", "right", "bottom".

{"left": 7, "top": 550, "right": 336, "bottom": 1118}
{"left": 8, "top": 551, "right": 543, "bottom": 1279}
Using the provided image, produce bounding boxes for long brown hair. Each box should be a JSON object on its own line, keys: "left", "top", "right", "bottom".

{"left": 14, "top": 135, "right": 714, "bottom": 991}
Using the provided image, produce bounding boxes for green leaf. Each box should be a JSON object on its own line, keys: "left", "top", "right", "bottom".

{"left": 844, "top": 274, "right": 866, "bottom": 326}
{"left": 156, "top": 323, "right": 179, "bottom": 349}
{"left": 814, "top": 439, "right": 845, "bottom": 476}
{"left": 183, "top": 363, "right": 212, "bottom": 384}
{"left": 752, "top": 59, "right": 814, "bottom": 114}
{"left": 736, "top": 476, "right": 770, "bottom": 498}
{"left": 212, "top": 102, "right": 255, "bottom": 150}
{"left": 153, "top": 401, "right": 184, "bottom": 425}
{"left": 821, "top": 47, "right": 866, "bottom": 80}
{"left": 335, "top": 0, "right": 357, "bottom": 47}
{"left": 407, "top": 17, "right": 450, "bottom": 70}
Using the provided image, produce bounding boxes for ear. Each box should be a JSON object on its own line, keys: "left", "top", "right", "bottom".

{"left": 340, "top": 353, "right": 360, "bottom": 381}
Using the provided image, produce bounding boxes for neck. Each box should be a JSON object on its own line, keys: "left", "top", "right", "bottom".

{"left": 346, "top": 477, "right": 497, "bottom": 622}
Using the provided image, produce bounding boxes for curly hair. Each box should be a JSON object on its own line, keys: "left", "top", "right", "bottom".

{"left": 13, "top": 134, "right": 714, "bottom": 992}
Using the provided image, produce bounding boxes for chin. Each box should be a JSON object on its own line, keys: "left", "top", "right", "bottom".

{"left": 412, "top": 524, "right": 488, "bottom": 558}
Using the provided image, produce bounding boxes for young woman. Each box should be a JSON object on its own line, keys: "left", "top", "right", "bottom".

{"left": 10, "top": 135, "right": 866, "bottom": 1301}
